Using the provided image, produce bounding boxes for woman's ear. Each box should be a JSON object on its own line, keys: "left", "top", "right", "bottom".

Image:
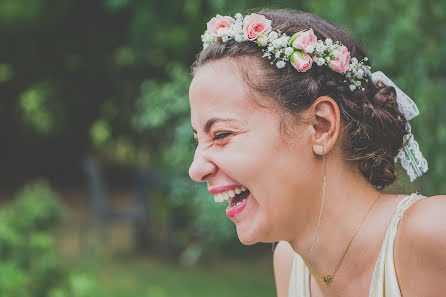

{"left": 310, "top": 96, "right": 341, "bottom": 156}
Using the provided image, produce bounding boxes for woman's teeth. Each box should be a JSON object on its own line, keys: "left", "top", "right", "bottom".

{"left": 214, "top": 186, "right": 247, "bottom": 202}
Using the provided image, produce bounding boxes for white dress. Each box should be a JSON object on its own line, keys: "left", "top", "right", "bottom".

{"left": 288, "top": 193, "right": 427, "bottom": 297}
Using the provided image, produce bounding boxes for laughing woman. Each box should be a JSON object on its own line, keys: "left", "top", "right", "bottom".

{"left": 188, "top": 10, "right": 446, "bottom": 297}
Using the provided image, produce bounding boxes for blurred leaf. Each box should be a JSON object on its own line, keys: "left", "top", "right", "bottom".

{"left": 0, "top": 64, "right": 13, "bottom": 83}
{"left": 90, "top": 119, "right": 112, "bottom": 147}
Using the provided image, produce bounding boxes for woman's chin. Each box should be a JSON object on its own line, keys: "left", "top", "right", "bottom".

{"left": 235, "top": 220, "right": 268, "bottom": 245}
{"left": 231, "top": 193, "right": 271, "bottom": 245}
{"left": 236, "top": 231, "right": 259, "bottom": 245}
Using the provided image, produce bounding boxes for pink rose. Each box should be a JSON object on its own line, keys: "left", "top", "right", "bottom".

{"left": 206, "top": 15, "right": 234, "bottom": 36}
{"left": 243, "top": 13, "right": 272, "bottom": 40}
{"left": 256, "top": 34, "right": 269, "bottom": 46}
{"left": 290, "top": 29, "right": 318, "bottom": 53}
{"left": 328, "top": 45, "right": 351, "bottom": 73}
{"left": 290, "top": 51, "right": 313, "bottom": 72}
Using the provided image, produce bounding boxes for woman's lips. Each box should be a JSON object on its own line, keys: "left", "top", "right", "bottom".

{"left": 225, "top": 193, "right": 250, "bottom": 218}
{"left": 208, "top": 184, "right": 244, "bottom": 194}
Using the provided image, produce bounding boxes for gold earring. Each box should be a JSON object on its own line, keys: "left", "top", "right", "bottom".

{"left": 311, "top": 147, "right": 327, "bottom": 251}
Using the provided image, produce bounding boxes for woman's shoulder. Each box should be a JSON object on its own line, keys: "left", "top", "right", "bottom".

{"left": 395, "top": 194, "right": 446, "bottom": 252}
{"left": 397, "top": 193, "right": 446, "bottom": 230}
{"left": 273, "top": 241, "right": 296, "bottom": 297}
{"left": 394, "top": 194, "right": 446, "bottom": 297}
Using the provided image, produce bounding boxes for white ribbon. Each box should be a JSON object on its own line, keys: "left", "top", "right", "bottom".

{"left": 371, "top": 71, "right": 428, "bottom": 182}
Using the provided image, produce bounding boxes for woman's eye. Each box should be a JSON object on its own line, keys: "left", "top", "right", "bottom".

{"left": 191, "top": 137, "right": 198, "bottom": 148}
{"left": 212, "top": 132, "right": 232, "bottom": 141}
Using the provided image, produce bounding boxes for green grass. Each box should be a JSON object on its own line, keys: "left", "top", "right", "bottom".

{"left": 95, "top": 257, "right": 276, "bottom": 297}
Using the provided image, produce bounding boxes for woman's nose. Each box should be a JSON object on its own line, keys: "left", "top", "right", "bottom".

{"left": 189, "top": 150, "right": 217, "bottom": 182}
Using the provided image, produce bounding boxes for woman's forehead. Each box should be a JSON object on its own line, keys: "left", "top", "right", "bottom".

{"left": 189, "top": 61, "right": 260, "bottom": 119}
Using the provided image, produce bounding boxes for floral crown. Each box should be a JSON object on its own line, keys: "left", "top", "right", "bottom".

{"left": 201, "top": 13, "right": 371, "bottom": 91}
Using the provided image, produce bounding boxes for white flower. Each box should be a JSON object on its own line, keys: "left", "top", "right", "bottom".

{"left": 234, "top": 33, "right": 244, "bottom": 42}
{"left": 284, "top": 47, "right": 294, "bottom": 56}
{"left": 306, "top": 44, "right": 315, "bottom": 54}
{"left": 232, "top": 24, "right": 243, "bottom": 36}
{"left": 349, "top": 84, "right": 357, "bottom": 91}
{"left": 325, "top": 38, "right": 333, "bottom": 46}
{"left": 356, "top": 69, "right": 364, "bottom": 79}
{"left": 277, "top": 36, "right": 289, "bottom": 47}
{"left": 267, "top": 45, "right": 274, "bottom": 52}
{"left": 272, "top": 36, "right": 289, "bottom": 48}
{"left": 325, "top": 56, "right": 331, "bottom": 62}
{"left": 315, "top": 42, "right": 326, "bottom": 55}
{"left": 262, "top": 52, "right": 271, "bottom": 58}
{"left": 364, "top": 67, "right": 371, "bottom": 76}
{"left": 216, "top": 27, "right": 229, "bottom": 37}
{"left": 276, "top": 60, "right": 286, "bottom": 69}
{"left": 235, "top": 13, "right": 242, "bottom": 19}
{"left": 201, "top": 33, "right": 213, "bottom": 44}
{"left": 268, "top": 31, "right": 278, "bottom": 41}
{"left": 275, "top": 51, "right": 282, "bottom": 58}
{"left": 315, "top": 57, "right": 325, "bottom": 66}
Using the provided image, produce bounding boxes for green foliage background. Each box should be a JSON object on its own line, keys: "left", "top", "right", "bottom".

{"left": 1, "top": 0, "right": 445, "bottom": 260}
{"left": 0, "top": 180, "right": 101, "bottom": 297}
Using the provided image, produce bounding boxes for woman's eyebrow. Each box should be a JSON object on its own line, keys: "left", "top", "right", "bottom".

{"left": 192, "top": 117, "right": 236, "bottom": 134}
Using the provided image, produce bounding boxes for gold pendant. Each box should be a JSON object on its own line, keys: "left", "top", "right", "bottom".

{"left": 322, "top": 275, "right": 332, "bottom": 284}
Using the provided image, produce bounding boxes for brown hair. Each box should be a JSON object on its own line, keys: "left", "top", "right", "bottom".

{"left": 191, "top": 9, "right": 408, "bottom": 189}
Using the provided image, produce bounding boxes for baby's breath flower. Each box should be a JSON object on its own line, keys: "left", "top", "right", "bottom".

{"left": 314, "top": 57, "right": 324, "bottom": 66}
{"left": 306, "top": 45, "right": 315, "bottom": 54}
{"left": 268, "top": 31, "right": 279, "bottom": 40}
{"left": 234, "top": 34, "right": 244, "bottom": 42}
{"left": 315, "top": 57, "right": 325, "bottom": 66}
{"left": 276, "top": 60, "right": 286, "bottom": 69}
{"left": 315, "top": 42, "right": 326, "bottom": 55}
{"left": 277, "top": 36, "right": 289, "bottom": 47}
{"left": 272, "top": 39, "right": 281, "bottom": 48}
{"left": 284, "top": 47, "right": 294, "bottom": 56}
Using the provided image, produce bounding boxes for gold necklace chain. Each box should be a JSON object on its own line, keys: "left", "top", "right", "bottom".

{"left": 307, "top": 192, "right": 382, "bottom": 284}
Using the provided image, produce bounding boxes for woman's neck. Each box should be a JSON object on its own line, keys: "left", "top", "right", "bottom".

{"left": 288, "top": 159, "right": 385, "bottom": 293}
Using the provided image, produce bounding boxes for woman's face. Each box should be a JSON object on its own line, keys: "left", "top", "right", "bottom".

{"left": 189, "top": 59, "right": 320, "bottom": 244}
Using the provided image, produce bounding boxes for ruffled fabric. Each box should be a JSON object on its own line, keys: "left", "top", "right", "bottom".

{"left": 395, "top": 124, "right": 429, "bottom": 182}
{"left": 370, "top": 71, "right": 428, "bottom": 182}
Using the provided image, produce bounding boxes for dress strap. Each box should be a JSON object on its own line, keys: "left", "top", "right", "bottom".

{"left": 369, "top": 192, "right": 427, "bottom": 297}
{"left": 288, "top": 252, "right": 308, "bottom": 297}
{"left": 390, "top": 192, "right": 426, "bottom": 225}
